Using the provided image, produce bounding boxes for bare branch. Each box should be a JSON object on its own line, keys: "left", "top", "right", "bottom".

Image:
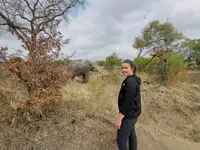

{"left": 0, "top": 23, "right": 7, "bottom": 25}
{"left": 0, "top": 0, "right": 85, "bottom": 53}
{"left": 22, "top": 0, "right": 40, "bottom": 31}
{"left": 35, "top": 0, "right": 66, "bottom": 21}
{"left": 143, "top": 55, "right": 156, "bottom": 68}
{"left": 2, "top": 0, "right": 10, "bottom": 19}
{"left": 33, "top": 0, "right": 40, "bottom": 10}
{"left": 23, "top": 0, "right": 33, "bottom": 12}
{"left": 36, "top": 1, "right": 78, "bottom": 31}
{"left": 32, "top": 0, "right": 40, "bottom": 21}
{"left": 0, "top": 11, "right": 30, "bottom": 31}
{"left": 16, "top": 12, "right": 32, "bottom": 23}
{"left": 65, "top": 51, "right": 76, "bottom": 60}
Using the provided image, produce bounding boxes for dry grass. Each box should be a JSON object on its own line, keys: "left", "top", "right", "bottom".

{"left": 0, "top": 67, "right": 200, "bottom": 150}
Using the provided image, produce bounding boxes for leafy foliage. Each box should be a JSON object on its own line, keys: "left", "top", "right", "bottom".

{"left": 134, "top": 57, "right": 159, "bottom": 73}
{"left": 104, "top": 52, "right": 122, "bottom": 70}
{"left": 133, "top": 20, "right": 183, "bottom": 57}
{"left": 181, "top": 38, "right": 200, "bottom": 68}
{"left": 134, "top": 53, "right": 185, "bottom": 83}
{"left": 166, "top": 53, "right": 186, "bottom": 80}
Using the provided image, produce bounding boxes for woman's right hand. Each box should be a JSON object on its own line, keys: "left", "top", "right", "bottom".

{"left": 115, "top": 118, "right": 122, "bottom": 129}
{"left": 115, "top": 113, "right": 124, "bottom": 129}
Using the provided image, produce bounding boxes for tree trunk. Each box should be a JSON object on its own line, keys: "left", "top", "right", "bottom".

{"left": 137, "top": 49, "right": 143, "bottom": 58}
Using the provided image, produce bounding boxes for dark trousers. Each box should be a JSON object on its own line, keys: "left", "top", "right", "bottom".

{"left": 117, "top": 117, "right": 138, "bottom": 150}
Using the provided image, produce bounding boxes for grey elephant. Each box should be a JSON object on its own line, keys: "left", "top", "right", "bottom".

{"left": 67, "top": 60, "right": 98, "bottom": 83}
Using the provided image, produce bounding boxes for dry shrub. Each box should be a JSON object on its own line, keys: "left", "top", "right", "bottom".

{"left": 0, "top": 0, "right": 75, "bottom": 120}
{"left": 0, "top": 66, "right": 73, "bottom": 150}
{"left": 0, "top": 26, "right": 73, "bottom": 122}
{"left": 0, "top": 56, "right": 72, "bottom": 123}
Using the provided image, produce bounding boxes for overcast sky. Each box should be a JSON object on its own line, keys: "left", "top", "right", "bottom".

{"left": 0, "top": 0, "right": 200, "bottom": 61}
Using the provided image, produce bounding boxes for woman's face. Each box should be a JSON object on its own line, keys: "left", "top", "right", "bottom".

{"left": 121, "top": 63, "right": 133, "bottom": 77}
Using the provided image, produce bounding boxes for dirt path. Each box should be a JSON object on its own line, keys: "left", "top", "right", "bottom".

{"left": 137, "top": 124, "right": 200, "bottom": 150}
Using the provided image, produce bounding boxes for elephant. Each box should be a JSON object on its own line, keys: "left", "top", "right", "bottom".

{"left": 67, "top": 60, "right": 98, "bottom": 83}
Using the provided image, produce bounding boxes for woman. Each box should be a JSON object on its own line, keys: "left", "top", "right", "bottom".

{"left": 115, "top": 59, "right": 141, "bottom": 150}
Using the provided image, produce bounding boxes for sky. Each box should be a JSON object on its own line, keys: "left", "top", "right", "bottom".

{"left": 0, "top": 0, "right": 200, "bottom": 61}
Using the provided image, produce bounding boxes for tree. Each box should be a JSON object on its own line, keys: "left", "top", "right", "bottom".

{"left": 0, "top": 0, "right": 85, "bottom": 60}
{"left": 0, "top": 0, "right": 85, "bottom": 114}
{"left": 133, "top": 20, "right": 184, "bottom": 79}
{"left": 181, "top": 38, "right": 200, "bottom": 68}
{"left": 133, "top": 20, "right": 183, "bottom": 57}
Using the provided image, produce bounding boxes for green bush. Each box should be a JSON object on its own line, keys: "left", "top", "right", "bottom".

{"left": 134, "top": 57, "right": 159, "bottom": 73}
{"left": 134, "top": 54, "right": 186, "bottom": 83}
{"left": 104, "top": 52, "right": 122, "bottom": 70}
{"left": 134, "top": 57, "right": 149, "bottom": 69}
{"left": 166, "top": 54, "right": 186, "bottom": 79}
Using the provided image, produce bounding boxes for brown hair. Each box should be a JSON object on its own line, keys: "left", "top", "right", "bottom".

{"left": 122, "top": 59, "right": 137, "bottom": 74}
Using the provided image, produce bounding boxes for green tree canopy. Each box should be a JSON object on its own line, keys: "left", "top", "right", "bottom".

{"left": 133, "top": 20, "right": 183, "bottom": 57}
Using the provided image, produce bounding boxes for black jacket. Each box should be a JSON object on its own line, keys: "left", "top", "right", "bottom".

{"left": 118, "top": 75, "right": 141, "bottom": 118}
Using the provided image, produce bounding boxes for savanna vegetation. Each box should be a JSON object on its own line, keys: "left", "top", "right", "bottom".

{"left": 0, "top": 1, "right": 200, "bottom": 150}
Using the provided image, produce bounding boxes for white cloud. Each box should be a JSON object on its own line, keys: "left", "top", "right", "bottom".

{"left": 145, "top": 0, "right": 200, "bottom": 37}
{"left": 0, "top": 33, "right": 21, "bottom": 52}
{"left": 0, "top": 0, "right": 200, "bottom": 61}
